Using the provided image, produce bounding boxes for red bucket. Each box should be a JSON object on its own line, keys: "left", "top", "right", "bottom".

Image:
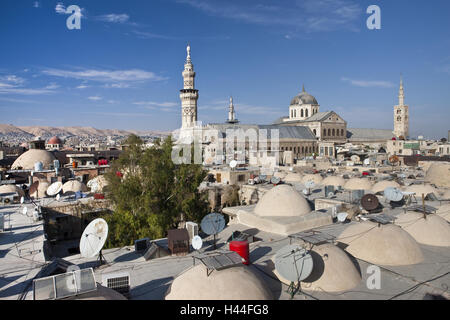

{"left": 229, "top": 240, "right": 250, "bottom": 265}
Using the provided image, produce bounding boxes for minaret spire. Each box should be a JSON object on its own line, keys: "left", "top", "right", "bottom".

{"left": 180, "top": 44, "right": 198, "bottom": 128}
{"left": 226, "top": 96, "right": 239, "bottom": 124}
{"left": 398, "top": 74, "right": 404, "bottom": 106}
{"left": 302, "top": 84, "right": 305, "bottom": 93}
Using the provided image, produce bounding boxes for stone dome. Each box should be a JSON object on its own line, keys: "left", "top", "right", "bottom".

{"left": 284, "top": 172, "right": 303, "bottom": 183}
{"left": 62, "top": 180, "right": 88, "bottom": 194}
{"left": 11, "top": 149, "right": 57, "bottom": 170}
{"left": 30, "top": 180, "right": 49, "bottom": 199}
{"left": 47, "top": 136, "right": 62, "bottom": 145}
{"left": 371, "top": 180, "right": 401, "bottom": 194}
{"left": 0, "top": 184, "right": 25, "bottom": 197}
{"left": 344, "top": 178, "right": 373, "bottom": 191}
{"left": 337, "top": 221, "right": 424, "bottom": 266}
{"left": 274, "top": 243, "right": 361, "bottom": 293}
{"left": 301, "top": 174, "right": 323, "bottom": 185}
{"left": 322, "top": 176, "right": 346, "bottom": 187}
{"left": 403, "top": 184, "right": 438, "bottom": 197}
{"left": 165, "top": 264, "right": 273, "bottom": 300}
{"left": 273, "top": 171, "right": 287, "bottom": 179}
{"left": 254, "top": 185, "right": 311, "bottom": 217}
{"left": 425, "top": 163, "right": 450, "bottom": 188}
{"left": 290, "top": 90, "right": 318, "bottom": 106}
{"left": 437, "top": 204, "right": 450, "bottom": 222}
{"left": 395, "top": 212, "right": 450, "bottom": 247}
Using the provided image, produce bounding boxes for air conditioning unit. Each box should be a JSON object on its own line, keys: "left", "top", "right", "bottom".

{"left": 185, "top": 222, "right": 198, "bottom": 240}
{"left": 101, "top": 272, "right": 130, "bottom": 295}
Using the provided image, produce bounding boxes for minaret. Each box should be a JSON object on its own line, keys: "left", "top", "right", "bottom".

{"left": 226, "top": 96, "right": 239, "bottom": 124}
{"left": 180, "top": 44, "right": 199, "bottom": 128}
{"left": 393, "top": 75, "right": 409, "bottom": 139}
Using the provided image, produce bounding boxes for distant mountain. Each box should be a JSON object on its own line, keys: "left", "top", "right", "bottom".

{"left": 0, "top": 124, "right": 170, "bottom": 139}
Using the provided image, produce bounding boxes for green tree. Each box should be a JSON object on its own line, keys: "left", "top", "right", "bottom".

{"left": 104, "top": 135, "right": 209, "bottom": 248}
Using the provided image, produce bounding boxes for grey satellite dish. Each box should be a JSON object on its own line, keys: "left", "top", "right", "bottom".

{"left": 22, "top": 207, "right": 28, "bottom": 216}
{"left": 384, "top": 187, "right": 404, "bottom": 202}
{"left": 271, "top": 176, "right": 281, "bottom": 185}
{"left": 200, "top": 213, "right": 226, "bottom": 249}
{"left": 20, "top": 197, "right": 24, "bottom": 204}
{"left": 192, "top": 235, "right": 203, "bottom": 250}
{"left": 47, "top": 181, "right": 63, "bottom": 197}
{"left": 229, "top": 160, "right": 237, "bottom": 169}
{"left": 80, "top": 218, "right": 108, "bottom": 264}
{"left": 305, "top": 180, "right": 315, "bottom": 189}
{"left": 275, "top": 244, "right": 313, "bottom": 283}
{"left": 337, "top": 212, "right": 348, "bottom": 223}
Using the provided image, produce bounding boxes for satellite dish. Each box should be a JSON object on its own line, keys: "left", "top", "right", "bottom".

{"left": 363, "top": 158, "right": 370, "bottom": 166}
{"left": 337, "top": 212, "right": 348, "bottom": 222}
{"left": 351, "top": 155, "right": 360, "bottom": 162}
{"left": 22, "top": 207, "right": 28, "bottom": 216}
{"left": 47, "top": 182, "right": 63, "bottom": 197}
{"left": 302, "top": 189, "right": 310, "bottom": 196}
{"left": 305, "top": 180, "right": 315, "bottom": 189}
{"left": 79, "top": 218, "right": 108, "bottom": 261}
{"left": 274, "top": 244, "right": 313, "bottom": 283}
{"left": 192, "top": 235, "right": 203, "bottom": 250}
{"left": 200, "top": 213, "right": 226, "bottom": 249}
{"left": 271, "top": 176, "right": 281, "bottom": 185}
{"left": 229, "top": 160, "right": 237, "bottom": 169}
{"left": 200, "top": 213, "right": 225, "bottom": 236}
{"left": 20, "top": 197, "right": 24, "bottom": 204}
{"left": 361, "top": 194, "right": 379, "bottom": 211}
{"left": 56, "top": 194, "right": 61, "bottom": 201}
{"left": 384, "top": 187, "right": 404, "bottom": 202}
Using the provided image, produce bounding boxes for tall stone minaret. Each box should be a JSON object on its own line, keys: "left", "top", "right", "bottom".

{"left": 226, "top": 96, "right": 239, "bottom": 124}
{"left": 393, "top": 75, "right": 409, "bottom": 139}
{"left": 180, "top": 44, "right": 199, "bottom": 128}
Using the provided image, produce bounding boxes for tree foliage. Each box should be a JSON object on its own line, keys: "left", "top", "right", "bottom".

{"left": 103, "top": 135, "right": 209, "bottom": 248}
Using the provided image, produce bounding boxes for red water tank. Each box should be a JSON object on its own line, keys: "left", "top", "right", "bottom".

{"left": 229, "top": 240, "right": 250, "bottom": 265}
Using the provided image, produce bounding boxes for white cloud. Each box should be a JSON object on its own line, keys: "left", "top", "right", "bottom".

{"left": 341, "top": 77, "right": 395, "bottom": 88}
{"left": 33, "top": 2, "right": 40, "bottom": 8}
{"left": 88, "top": 96, "right": 102, "bottom": 101}
{"left": 43, "top": 68, "right": 167, "bottom": 82}
{"left": 97, "top": 14, "right": 130, "bottom": 23}
{"left": 134, "top": 101, "right": 178, "bottom": 107}
{"left": 45, "top": 83, "right": 60, "bottom": 90}
{"left": 103, "top": 83, "right": 131, "bottom": 89}
{"left": 0, "top": 75, "right": 54, "bottom": 95}
{"left": 76, "top": 84, "right": 89, "bottom": 89}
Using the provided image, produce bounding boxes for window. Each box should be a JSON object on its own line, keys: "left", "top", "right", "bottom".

{"left": 305, "top": 109, "right": 309, "bottom": 117}
{"left": 328, "top": 129, "right": 331, "bottom": 136}
{"left": 323, "top": 129, "right": 327, "bottom": 136}
{"left": 301, "top": 109, "right": 304, "bottom": 117}
{"left": 397, "top": 116, "right": 401, "bottom": 121}
{"left": 313, "top": 129, "right": 317, "bottom": 136}
{"left": 341, "top": 129, "right": 344, "bottom": 137}
{"left": 332, "top": 129, "right": 335, "bottom": 136}
{"left": 294, "top": 109, "right": 297, "bottom": 117}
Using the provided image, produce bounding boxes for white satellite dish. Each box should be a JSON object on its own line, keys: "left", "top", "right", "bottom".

{"left": 384, "top": 187, "right": 404, "bottom": 202}
{"left": 56, "top": 194, "right": 61, "bottom": 201}
{"left": 229, "top": 160, "right": 237, "bottom": 169}
{"left": 192, "top": 235, "right": 203, "bottom": 250}
{"left": 351, "top": 155, "right": 360, "bottom": 162}
{"left": 305, "top": 180, "right": 315, "bottom": 189}
{"left": 79, "top": 218, "right": 108, "bottom": 263}
{"left": 363, "top": 158, "right": 370, "bottom": 166}
{"left": 337, "top": 212, "right": 348, "bottom": 223}
{"left": 20, "top": 197, "right": 24, "bottom": 204}
{"left": 47, "top": 182, "right": 63, "bottom": 197}
{"left": 22, "top": 207, "right": 28, "bottom": 216}
{"left": 274, "top": 244, "right": 313, "bottom": 283}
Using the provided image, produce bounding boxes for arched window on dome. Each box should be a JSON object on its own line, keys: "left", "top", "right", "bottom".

{"left": 323, "top": 129, "right": 326, "bottom": 136}
{"left": 301, "top": 109, "right": 304, "bottom": 117}
{"left": 341, "top": 129, "right": 344, "bottom": 137}
{"left": 332, "top": 129, "right": 335, "bottom": 136}
{"left": 313, "top": 129, "right": 317, "bottom": 136}
{"left": 294, "top": 109, "right": 297, "bottom": 118}
{"left": 305, "top": 109, "right": 309, "bottom": 117}
{"left": 328, "top": 129, "right": 331, "bottom": 136}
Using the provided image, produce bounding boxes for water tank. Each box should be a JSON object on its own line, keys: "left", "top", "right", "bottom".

{"left": 229, "top": 240, "right": 250, "bottom": 265}
{"left": 72, "top": 161, "right": 78, "bottom": 168}
{"left": 34, "top": 162, "right": 43, "bottom": 172}
{"left": 53, "top": 160, "right": 60, "bottom": 169}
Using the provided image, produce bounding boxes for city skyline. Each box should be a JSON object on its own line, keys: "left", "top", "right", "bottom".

{"left": 1, "top": 0, "right": 449, "bottom": 139}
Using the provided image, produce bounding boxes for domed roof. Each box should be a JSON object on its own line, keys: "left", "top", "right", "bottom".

{"left": 425, "top": 163, "right": 450, "bottom": 188}
{"left": 30, "top": 180, "right": 49, "bottom": 199}
{"left": 274, "top": 243, "right": 361, "bottom": 293}
{"left": 48, "top": 136, "right": 62, "bottom": 145}
{"left": 372, "top": 180, "right": 401, "bottom": 194}
{"left": 322, "top": 176, "right": 346, "bottom": 187}
{"left": 273, "top": 171, "right": 287, "bottom": 179}
{"left": 11, "top": 149, "right": 57, "bottom": 170}
{"left": 437, "top": 203, "right": 450, "bottom": 223}
{"left": 0, "top": 184, "right": 25, "bottom": 197}
{"left": 254, "top": 185, "right": 311, "bottom": 217}
{"left": 284, "top": 172, "right": 303, "bottom": 182}
{"left": 403, "top": 184, "right": 438, "bottom": 197}
{"left": 337, "top": 221, "right": 424, "bottom": 266}
{"left": 344, "top": 178, "right": 373, "bottom": 191}
{"left": 395, "top": 212, "right": 450, "bottom": 247}
{"left": 165, "top": 264, "right": 273, "bottom": 300}
{"left": 62, "top": 180, "right": 88, "bottom": 194}
{"left": 290, "top": 90, "right": 319, "bottom": 106}
{"left": 302, "top": 174, "right": 323, "bottom": 185}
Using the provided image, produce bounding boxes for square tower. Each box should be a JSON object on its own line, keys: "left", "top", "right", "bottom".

{"left": 393, "top": 77, "right": 409, "bottom": 139}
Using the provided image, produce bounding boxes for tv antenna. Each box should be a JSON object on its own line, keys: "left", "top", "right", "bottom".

{"left": 200, "top": 213, "right": 225, "bottom": 250}
{"left": 274, "top": 244, "right": 313, "bottom": 299}
{"left": 361, "top": 194, "right": 379, "bottom": 212}
{"left": 79, "top": 218, "right": 109, "bottom": 266}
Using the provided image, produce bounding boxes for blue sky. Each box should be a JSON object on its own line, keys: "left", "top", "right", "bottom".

{"left": 0, "top": 0, "right": 449, "bottom": 139}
